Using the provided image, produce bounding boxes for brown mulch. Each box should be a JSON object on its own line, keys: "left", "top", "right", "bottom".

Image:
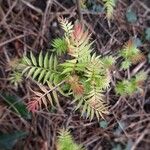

{"left": 0, "top": 0, "right": 150, "bottom": 150}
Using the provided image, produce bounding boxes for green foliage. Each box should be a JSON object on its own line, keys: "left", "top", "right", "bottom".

{"left": 101, "top": 55, "right": 116, "bottom": 69}
{"left": 73, "top": 85, "right": 109, "bottom": 120}
{"left": 79, "top": 0, "right": 87, "bottom": 9}
{"left": 115, "top": 79, "right": 136, "bottom": 96}
{"left": 0, "top": 93, "right": 31, "bottom": 119}
{"left": 9, "top": 71, "right": 23, "bottom": 88}
{"left": 83, "top": 0, "right": 103, "bottom": 12}
{"left": 14, "top": 18, "right": 147, "bottom": 121}
{"left": 103, "top": 0, "right": 116, "bottom": 19}
{"left": 52, "top": 38, "right": 68, "bottom": 55}
{"left": 59, "top": 17, "right": 73, "bottom": 38}
{"left": 145, "top": 28, "right": 150, "bottom": 41}
{"left": 71, "top": 53, "right": 111, "bottom": 120}
{"left": 135, "top": 71, "right": 147, "bottom": 83}
{"left": 134, "top": 38, "right": 142, "bottom": 47}
{"left": 121, "top": 60, "right": 132, "bottom": 70}
{"left": 22, "top": 51, "right": 59, "bottom": 84}
{"left": 99, "top": 120, "right": 108, "bottom": 128}
{"left": 120, "top": 40, "right": 145, "bottom": 70}
{"left": 120, "top": 40, "right": 139, "bottom": 60}
{"left": 116, "top": 71, "right": 147, "bottom": 96}
{"left": 16, "top": 18, "right": 114, "bottom": 120}
{"left": 126, "top": 9, "right": 137, "bottom": 23}
{"left": 0, "top": 131, "right": 28, "bottom": 150}
{"left": 57, "top": 129, "right": 84, "bottom": 150}
{"left": 91, "top": 3, "right": 103, "bottom": 12}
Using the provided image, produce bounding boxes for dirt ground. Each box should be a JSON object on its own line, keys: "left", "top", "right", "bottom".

{"left": 0, "top": 0, "right": 150, "bottom": 150}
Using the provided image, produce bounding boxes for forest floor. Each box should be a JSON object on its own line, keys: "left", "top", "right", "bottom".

{"left": 0, "top": 0, "right": 150, "bottom": 150}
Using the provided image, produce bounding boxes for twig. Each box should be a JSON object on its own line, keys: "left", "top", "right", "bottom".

{"left": 98, "top": 22, "right": 121, "bottom": 44}
{"left": 131, "top": 61, "right": 146, "bottom": 76}
{"left": 0, "top": 0, "right": 17, "bottom": 25}
{"left": 110, "top": 96, "right": 122, "bottom": 111}
{"left": 39, "top": 80, "right": 65, "bottom": 100}
{"left": 53, "top": 0, "right": 68, "bottom": 12}
{"left": 48, "top": 10, "right": 104, "bottom": 16}
{"left": 0, "top": 34, "right": 27, "bottom": 47}
{"left": 131, "top": 128, "right": 149, "bottom": 150}
{"left": 21, "top": 0, "right": 43, "bottom": 15}
{"left": 76, "top": 0, "right": 83, "bottom": 22}
{"left": 137, "top": 0, "right": 150, "bottom": 14}
{"left": 123, "top": 97, "right": 136, "bottom": 112}
{"left": 127, "top": 68, "right": 131, "bottom": 79}
{"left": 113, "top": 112, "right": 129, "bottom": 138}
{"left": 3, "top": 48, "right": 10, "bottom": 62}
{"left": 40, "top": 0, "right": 52, "bottom": 46}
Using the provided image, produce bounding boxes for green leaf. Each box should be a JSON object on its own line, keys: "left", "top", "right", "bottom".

{"left": 52, "top": 38, "right": 68, "bottom": 55}
{"left": 32, "top": 68, "right": 42, "bottom": 79}
{"left": 134, "top": 38, "right": 142, "bottom": 47}
{"left": 75, "top": 99, "right": 84, "bottom": 110}
{"left": 126, "top": 9, "right": 137, "bottom": 23}
{"left": 44, "top": 52, "right": 49, "bottom": 68}
{"left": 99, "top": 120, "right": 108, "bottom": 128}
{"left": 135, "top": 71, "right": 147, "bottom": 82}
{"left": 115, "top": 81, "right": 125, "bottom": 95}
{"left": 27, "top": 67, "right": 36, "bottom": 78}
{"left": 49, "top": 54, "right": 53, "bottom": 70}
{"left": 57, "top": 129, "right": 84, "bottom": 150}
{"left": 102, "top": 56, "right": 116, "bottom": 68}
{"left": 121, "top": 60, "right": 131, "bottom": 70}
{"left": 61, "top": 68, "right": 73, "bottom": 74}
{"left": 23, "top": 56, "right": 32, "bottom": 65}
{"left": 30, "top": 52, "right": 37, "bottom": 66}
{"left": 0, "top": 131, "right": 28, "bottom": 150}
{"left": 103, "top": 0, "right": 116, "bottom": 19}
{"left": 38, "top": 69, "right": 46, "bottom": 82}
{"left": 49, "top": 72, "right": 55, "bottom": 82}
{"left": 22, "top": 66, "right": 30, "bottom": 75}
{"left": 90, "top": 108, "right": 94, "bottom": 121}
{"left": 92, "top": 4, "right": 103, "bottom": 13}
{"left": 145, "top": 28, "right": 150, "bottom": 41}
{"left": 53, "top": 56, "right": 57, "bottom": 70}
{"left": 47, "top": 81, "right": 60, "bottom": 107}
{"left": 39, "top": 51, "right": 43, "bottom": 67}
{"left": 43, "top": 71, "right": 51, "bottom": 83}
{"left": 0, "top": 93, "right": 31, "bottom": 119}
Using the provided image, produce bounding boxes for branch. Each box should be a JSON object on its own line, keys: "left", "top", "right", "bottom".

{"left": 76, "top": 0, "right": 83, "bottom": 22}
{"left": 21, "top": 0, "right": 43, "bottom": 15}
